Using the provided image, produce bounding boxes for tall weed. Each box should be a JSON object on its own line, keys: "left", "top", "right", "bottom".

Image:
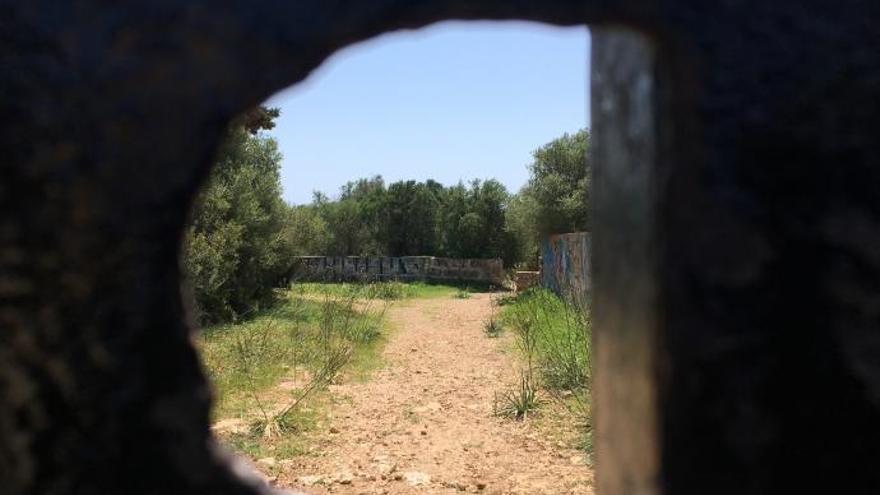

{"left": 499, "top": 284, "right": 592, "bottom": 451}
{"left": 200, "top": 283, "right": 388, "bottom": 440}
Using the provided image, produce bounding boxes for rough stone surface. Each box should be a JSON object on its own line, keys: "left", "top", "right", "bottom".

{"left": 592, "top": 28, "right": 661, "bottom": 495}
{"left": 2, "top": 1, "right": 880, "bottom": 495}
{"left": 290, "top": 256, "right": 504, "bottom": 285}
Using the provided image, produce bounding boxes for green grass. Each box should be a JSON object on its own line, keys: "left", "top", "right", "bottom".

{"left": 198, "top": 302, "right": 312, "bottom": 420}
{"left": 197, "top": 286, "right": 391, "bottom": 458}
{"left": 497, "top": 286, "right": 592, "bottom": 452}
{"left": 499, "top": 287, "right": 591, "bottom": 392}
{"left": 292, "top": 280, "right": 461, "bottom": 300}
{"left": 346, "top": 316, "right": 394, "bottom": 382}
{"left": 453, "top": 287, "right": 473, "bottom": 299}
{"left": 223, "top": 405, "right": 320, "bottom": 459}
{"left": 494, "top": 370, "right": 541, "bottom": 420}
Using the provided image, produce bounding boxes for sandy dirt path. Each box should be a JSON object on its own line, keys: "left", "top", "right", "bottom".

{"left": 273, "top": 293, "right": 593, "bottom": 494}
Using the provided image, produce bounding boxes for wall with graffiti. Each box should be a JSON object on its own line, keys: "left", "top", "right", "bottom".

{"left": 540, "top": 232, "right": 591, "bottom": 295}
{"left": 288, "top": 255, "right": 505, "bottom": 285}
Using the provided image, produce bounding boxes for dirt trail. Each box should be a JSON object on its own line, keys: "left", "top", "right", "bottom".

{"left": 270, "top": 293, "right": 593, "bottom": 494}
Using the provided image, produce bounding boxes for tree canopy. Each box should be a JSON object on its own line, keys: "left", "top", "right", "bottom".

{"left": 522, "top": 128, "right": 591, "bottom": 235}
{"left": 507, "top": 128, "right": 591, "bottom": 267}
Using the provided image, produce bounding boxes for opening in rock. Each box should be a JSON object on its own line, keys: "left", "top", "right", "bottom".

{"left": 184, "top": 22, "right": 654, "bottom": 495}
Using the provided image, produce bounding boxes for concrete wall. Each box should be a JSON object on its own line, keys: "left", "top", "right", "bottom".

{"left": 540, "top": 232, "right": 591, "bottom": 295}
{"left": 289, "top": 256, "right": 504, "bottom": 285}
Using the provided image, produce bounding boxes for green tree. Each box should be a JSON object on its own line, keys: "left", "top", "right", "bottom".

{"left": 522, "top": 129, "right": 591, "bottom": 236}
{"left": 472, "top": 179, "right": 520, "bottom": 266}
{"left": 316, "top": 198, "right": 374, "bottom": 256}
{"left": 341, "top": 175, "right": 388, "bottom": 254}
{"left": 383, "top": 180, "right": 440, "bottom": 256}
{"left": 436, "top": 182, "right": 470, "bottom": 257}
{"left": 182, "top": 107, "right": 288, "bottom": 323}
{"left": 281, "top": 204, "right": 330, "bottom": 256}
{"left": 312, "top": 176, "right": 389, "bottom": 256}
{"left": 506, "top": 191, "right": 540, "bottom": 268}
{"left": 436, "top": 179, "right": 519, "bottom": 266}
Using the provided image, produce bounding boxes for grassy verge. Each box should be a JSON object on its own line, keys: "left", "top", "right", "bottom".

{"left": 496, "top": 287, "right": 592, "bottom": 454}
{"left": 292, "top": 280, "right": 466, "bottom": 300}
{"left": 197, "top": 286, "right": 391, "bottom": 459}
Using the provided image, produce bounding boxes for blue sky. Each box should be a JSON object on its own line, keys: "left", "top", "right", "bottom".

{"left": 265, "top": 21, "right": 590, "bottom": 204}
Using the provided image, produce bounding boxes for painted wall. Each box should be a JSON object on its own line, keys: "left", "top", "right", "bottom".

{"left": 289, "top": 256, "right": 504, "bottom": 285}
{"left": 540, "top": 232, "right": 591, "bottom": 295}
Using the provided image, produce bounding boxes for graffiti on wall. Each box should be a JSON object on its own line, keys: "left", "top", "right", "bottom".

{"left": 540, "top": 232, "right": 591, "bottom": 295}
{"left": 289, "top": 256, "right": 505, "bottom": 285}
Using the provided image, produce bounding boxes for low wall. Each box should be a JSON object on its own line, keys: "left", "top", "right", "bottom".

{"left": 540, "top": 232, "right": 591, "bottom": 295}
{"left": 289, "top": 256, "right": 505, "bottom": 285}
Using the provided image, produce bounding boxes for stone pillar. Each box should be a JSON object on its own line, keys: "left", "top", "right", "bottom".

{"left": 592, "top": 28, "right": 660, "bottom": 495}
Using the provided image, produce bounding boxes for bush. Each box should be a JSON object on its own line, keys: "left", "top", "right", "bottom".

{"left": 498, "top": 286, "right": 592, "bottom": 452}
{"left": 494, "top": 370, "right": 541, "bottom": 420}
{"left": 502, "top": 288, "right": 591, "bottom": 391}
{"left": 366, "top": 281, "right": 413, "bottom": 300}
{"left": 199, "top": 286, "right": 388, "bottom": 435}
{"left": 454, "top": 287, "right": 472, "bottom": 299}
{"left": 483, "top": 317, "right": 503, "bottom": 338}
{"left": 182, "top": 121, "right": 289, "bottom": 324}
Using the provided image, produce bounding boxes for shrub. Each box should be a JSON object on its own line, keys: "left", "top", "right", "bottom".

{"left": 502, "top": 288, "right": 591, "bottom": 391}
{"left": 182, "top": 122, "right": 289, "bottom": 324}
{"left": 498, "top": 286, "right": 592, "bottom": 451}
{"left": 366, "top": 280, "right": 414, "bottom": 300}
{"left": 200, "top": 285, "right": 388, "bottom": 446}
{"left": 483, "top": 317, "right": 503, "bottom": 338}
{"left": 494, "top": 370, "right": 541, "bottom": 420}
{"left": 454, "top": 287, "right": 472, "bottom": 299}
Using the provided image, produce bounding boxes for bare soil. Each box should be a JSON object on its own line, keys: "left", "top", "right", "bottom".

{"left": 243, "top": 293, "right": 594, "bottom": 494}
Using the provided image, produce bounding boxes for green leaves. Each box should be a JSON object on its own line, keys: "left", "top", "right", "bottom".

{"left": 310, "top": 176, "right": 518, "bottom": 263}
{"left": 523, "top": 128, "right": 591, "bottom": 237}
{"left": 182, "top": 109, "right": 289, "bottom": 324}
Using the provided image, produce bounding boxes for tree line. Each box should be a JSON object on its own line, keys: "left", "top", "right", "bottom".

{"left": 182, "top": 107, "right": 590, "bottom": 323}
{"left": 295, "top": 176, "right": 520, "bottom": 264}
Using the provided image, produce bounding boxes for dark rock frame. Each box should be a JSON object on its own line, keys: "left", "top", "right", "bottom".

{"left": 2, "top": 1, "right": 879, "bottom": 494}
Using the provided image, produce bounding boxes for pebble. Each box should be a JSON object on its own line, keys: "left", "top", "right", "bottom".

{"left": 334, "top": 471, "right": 354, "bottom": 485}
{"left": 403, "top": 471, "right": 431, "bottom": 486}
{"left": 299, "top": 475, "right": 323, "bottom": 486}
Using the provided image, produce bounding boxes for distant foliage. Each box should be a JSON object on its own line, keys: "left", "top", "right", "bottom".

{"left": 310, "top": 176, "right": 520, "bottom": 266}
{"left": 182, "top": 107, "right": 289, "bottom": 324}
{"left": 509, "top": 129, "right": 591, "bottom": 268}
{"left": 437, "top": 179, "right": 520, "bottom": 266}
{"left": 524, "top": 129, "right": 591, "bottom": 235}
{"left": 278, "top": 129, "right": 589, "bottom": 272}
{"left": 282, "top": 205, "right": 331, "bottom": 256}
{"left": 384, "top": 180, "right": 441, "bottom": 256}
